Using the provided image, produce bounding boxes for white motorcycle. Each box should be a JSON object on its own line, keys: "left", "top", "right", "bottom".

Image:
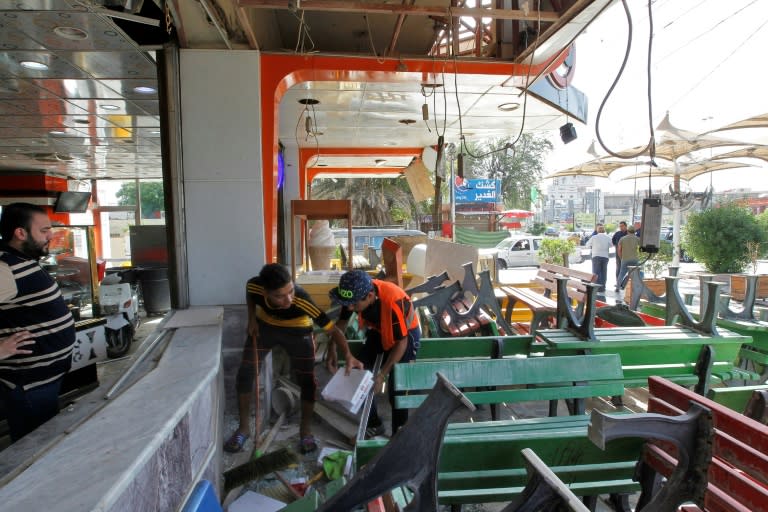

{"left": 99, "top": 270, "right": 140, "bottom": 358}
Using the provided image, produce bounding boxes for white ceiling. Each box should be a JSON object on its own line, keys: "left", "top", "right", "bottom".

{"left": 0, "top": 0, "right": 607, "bottom": 182}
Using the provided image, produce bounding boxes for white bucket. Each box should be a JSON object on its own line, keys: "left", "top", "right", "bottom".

{"left": 271, "top": 386, "right": 297, "bottom": 416}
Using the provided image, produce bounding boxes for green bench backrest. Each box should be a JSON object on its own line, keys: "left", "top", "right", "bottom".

{"left": 541, "top": 328, "right": 749, "bottom": 383}
{"left": 343, "top": 335, "right": 534, "bottom": 361}
{"left": 355, "top": 415, "right": 644, "bottom": 504}
{"left": 707, "top": 384, "right": 768, "bottom": 413}
{"left": 394, "top": 354, "right": 624, "bottom": 409}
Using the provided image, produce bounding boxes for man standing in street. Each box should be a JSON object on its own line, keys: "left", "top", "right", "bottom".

{"left": 586, "top": 224, "right": 612, "bottom": 293}
{"left": 0, "top": 203, "right": 76, "bottom": 442}
{"left": 611, "top": 221, "right": 629, "bottom": 291}
{"left": 617, "top": 229, "right": 641, "bottom": 291}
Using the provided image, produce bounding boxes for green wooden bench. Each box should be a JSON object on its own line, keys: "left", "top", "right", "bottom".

{"left": 707, "top": 384, "right": 768, "bottom": 422}
{"left": 342, "top": 335, "right": 535, "bottom": 362}
{"left": 538, "top": 325, "right": 755, "bottom": 395}
{"left": 393, "top": 353, "right": 624, "bottom": 417}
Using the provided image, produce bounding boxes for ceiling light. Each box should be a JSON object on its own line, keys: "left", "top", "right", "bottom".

{"left": 374, "top": 159, "right": 387, "bottom": 166}
{"left": 149, "top": 130, "right": 161, "bottom": 135}
{"left": 20, "top": 60, "right": 48, "bottom": 71}
{"left": 53, "top": 26, "right": 88, "bottom": 40}
{"left": 133, "top": 86, "right": 156, "bottom": 94}
{"left": 398, "top": 119, "right": 416, "bottom": 125}
{"left": 74, "top": 118, "right": 90, "bottom": 124}
{"left": 100, "top": 104, "right": 120, "bottom": 110}
{"left": 49, "top": 130, "right": 66, "bottom": 136}
{"left": 498, "top": 102, "right": 520, "bottom": 112}
{"left": 298, "top": 98, "right": 320, "bottom": 105}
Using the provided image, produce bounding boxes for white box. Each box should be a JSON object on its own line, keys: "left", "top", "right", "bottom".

{"left": 321, "top": 369, "right": 374, "bottom": 414}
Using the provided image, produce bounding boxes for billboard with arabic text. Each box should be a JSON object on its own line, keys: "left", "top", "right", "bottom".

{"left": 454, "top": 179, "right": 501, "bottom": 203}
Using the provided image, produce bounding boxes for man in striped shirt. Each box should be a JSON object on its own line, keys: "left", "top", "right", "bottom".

{"left": 0, "top": 203, "right": 76, "bottom": 442}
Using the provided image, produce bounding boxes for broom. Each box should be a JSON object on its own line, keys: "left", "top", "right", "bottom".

{"left": 223, "top": 446, "right": 299, "bottom": 493}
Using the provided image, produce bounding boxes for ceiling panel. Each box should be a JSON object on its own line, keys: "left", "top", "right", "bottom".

{"left": 0, "top": 0, "right": 598, "bottom": 181}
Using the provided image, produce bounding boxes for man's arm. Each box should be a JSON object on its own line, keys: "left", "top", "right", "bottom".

{"left": 375, "top": 336, "right": 407, "bottom": 394}
{"left": 326, "top": 325, "right": 363, "bottom": 374}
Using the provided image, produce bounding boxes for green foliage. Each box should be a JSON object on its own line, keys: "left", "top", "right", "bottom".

{"left": 538, "top": 237, "right": 576, "bottom": 265}
{"left": 683, "top": 203, "right": 767, "bottom": 273}
{"left": 311, "top": 177, "right": 423, "bottom": 226}
{"left": 530, "top": 222, "right": 547, "bottom": 235}
{"left": 116, "top": 181, "right": 165, "bottom": 219}
{"left": 645, "top": 240, "right": 673, "bottom": 278}
{"left": 463, "top": 134, "right": 553, "bottom": 210}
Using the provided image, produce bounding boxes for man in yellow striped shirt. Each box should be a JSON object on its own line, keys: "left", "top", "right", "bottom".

{"left": 225, "top": 263, "right": 362, "bottom": 454}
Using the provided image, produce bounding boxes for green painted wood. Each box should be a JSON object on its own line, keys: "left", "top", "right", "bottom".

{"left": 355, "top": 416, "right": 644, "bottom": 506}
{"left": 341, "top": 335, "right": 534, "bottom": 361}
{"left": 392, "top": 354, "right": 623, "bottom": 409}
{"left": 641, "top": 300, "right": 768, "bottom": 357}
{"left": 707, "top": 384, "right": 768, "bottom": 413}
{"left": 539, "top": 326, "right": 754, "bottom": 387}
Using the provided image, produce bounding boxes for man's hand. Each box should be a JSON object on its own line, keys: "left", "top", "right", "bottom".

{"left": 0, "top": 331, "right": 34, "bottom": 360}
{"left": 343, "top": 353, "right": 364, "bottom": 375}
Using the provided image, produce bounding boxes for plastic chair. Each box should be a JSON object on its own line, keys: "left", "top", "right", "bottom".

{"left": 181, "top": 480, "right": 222, "bottom": 512}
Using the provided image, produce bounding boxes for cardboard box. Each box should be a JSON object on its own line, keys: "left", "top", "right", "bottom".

{"left": 321, "top": 369, "right": 374, "bottom": 414}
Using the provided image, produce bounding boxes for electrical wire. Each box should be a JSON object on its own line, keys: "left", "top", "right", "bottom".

{"left": 291, "top": 9, "right": 315, "bottom": 54}
{"left": 594, "top": 0, "right": 657, "bottom": 161}
{"left": 364, "top": 15, "right": 386, "bottom": 64}
{"left": 457, "top": 0, "right": 541, "bottom": 161}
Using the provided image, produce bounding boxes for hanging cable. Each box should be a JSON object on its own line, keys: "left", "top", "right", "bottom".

{"left": 364, "top": 15, "right": 386, "bottom": 64}
{"left": 594, "top": 0, "right": 656, "bottom": 161}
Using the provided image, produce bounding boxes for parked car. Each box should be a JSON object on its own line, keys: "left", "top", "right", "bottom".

{"left": 495, "top": 235, "right": 543, "bottom": 269}
{"left": 660, "top": 226, "right": 693, "bottom": 262}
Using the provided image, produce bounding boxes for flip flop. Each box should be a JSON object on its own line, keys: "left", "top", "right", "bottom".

{"left": 299, "top": 435, "right": 318, "bottom": 454}
{"left": 223, "top": 431, "right": 248, "bottom": 453}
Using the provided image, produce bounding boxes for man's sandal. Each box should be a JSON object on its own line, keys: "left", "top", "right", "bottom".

{"left": 223, "top": 431, "right": 248, "bottom": 453}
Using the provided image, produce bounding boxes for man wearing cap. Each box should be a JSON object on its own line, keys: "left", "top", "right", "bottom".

{"left": 224, "top": 263, "right": 363, "bottom": 455}
{"left": 329, "top": 270, "right": 420, "bottom": 437}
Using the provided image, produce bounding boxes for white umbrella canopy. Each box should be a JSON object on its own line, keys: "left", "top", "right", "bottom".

{"left": 706, "top": 113, "right": 768, "bottom": 133}
{"left": 545, "top": 159, "right": 643, "bottom": 179}
{"left": 675, "top": 160, "right": 757, "bottom": 181}
{"left": 710, "top": 146, "right": 768, "bottom": 165}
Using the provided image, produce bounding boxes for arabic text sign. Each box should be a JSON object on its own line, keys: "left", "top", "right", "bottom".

{"left": 455, "top": 179, "right": 501, "bottom": 203}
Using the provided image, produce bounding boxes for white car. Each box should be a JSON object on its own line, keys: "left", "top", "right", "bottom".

{"left": 495, "top": 235, "right": 543, "bottom": 268}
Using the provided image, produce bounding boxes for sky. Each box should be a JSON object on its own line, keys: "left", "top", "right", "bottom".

{"left": 543, "top": 0, "right": 768, "bottom": 194}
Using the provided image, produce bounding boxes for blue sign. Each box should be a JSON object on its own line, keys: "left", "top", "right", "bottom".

{"left": 454, "top": 179, "right": 501, "bottom": 203}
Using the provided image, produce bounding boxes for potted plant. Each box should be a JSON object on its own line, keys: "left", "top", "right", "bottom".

{"left": 624, "top": 240, "right": 672, "bottom": 301}
{"left": 538, "top": 237, "right": 577, "bottom": 267}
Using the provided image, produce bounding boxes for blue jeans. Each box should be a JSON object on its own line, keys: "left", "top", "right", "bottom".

{"left": 0, "top": 379, "right": 63, "bottom": 442}
{"left": 591, "top": 256, "right": 608, "bottom": 291}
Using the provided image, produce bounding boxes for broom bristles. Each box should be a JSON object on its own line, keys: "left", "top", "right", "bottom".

{"left": 223, "top": 447, "right": 299, "bottom": 492}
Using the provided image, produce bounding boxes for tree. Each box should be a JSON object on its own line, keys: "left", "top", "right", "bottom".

{"left": 683, "top": 203, "right": 767, "bottom": 273}
{"left": 462, "top": 134, "right": 553, "bottom": 209}
{"left": 116, "top": 181, "right": 165, "bottom": 219}
{"left": 310, "top": 177, "right": 427, "bottom": 227}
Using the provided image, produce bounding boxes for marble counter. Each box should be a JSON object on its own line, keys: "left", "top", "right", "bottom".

{"left": 0, "top": 307, "right": 224, "bottom": 511}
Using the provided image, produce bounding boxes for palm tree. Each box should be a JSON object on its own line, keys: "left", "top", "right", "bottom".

{"left": 311, "top": 177, "right": 426, "bottom": 227}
